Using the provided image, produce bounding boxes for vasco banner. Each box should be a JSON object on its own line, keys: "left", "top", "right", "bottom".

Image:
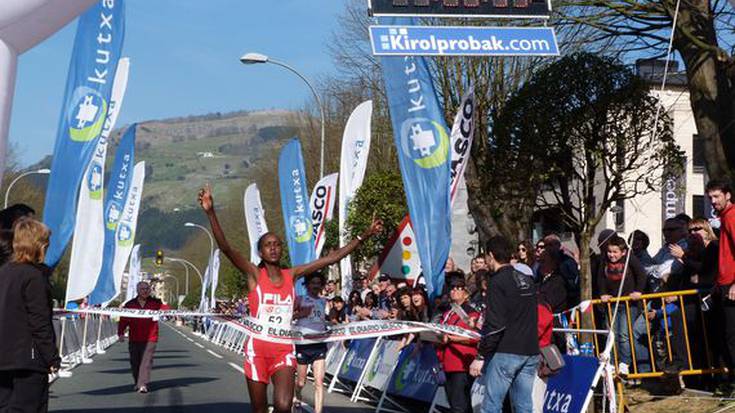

{"left": 278, "top": 138, "right": 315, "bottom": 295}
{"left": 44, "top": 0, "right": 126, "bottom": 267}
{"left": 387, "top": 342, "right": 442, "bottom": 403}
{"left": 449, "top": 86, "right": 475, "bottom": 206}
{"left": 370, "top": 25, "right": 559, "bottom": 57}
{"left": 310, "top": 173, "right": 338, "bottom": 258}
{"left": 380, "top": 17, "right": 451, "bottom": 298}
{"left": 339, "top": 338, "right": 378, "bottom": 383}
{"left": 88, "top": 125, "right": 136, "bottom": 305}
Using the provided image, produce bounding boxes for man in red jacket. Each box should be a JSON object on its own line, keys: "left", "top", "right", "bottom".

{"left": 706, "top": 179, "right": 735, "bottom": 393}
{"left": 118, "top": 281, "right": 162, "bottom": 393}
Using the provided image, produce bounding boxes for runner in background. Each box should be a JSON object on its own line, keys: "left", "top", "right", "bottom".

{"left": 293, "top": 272, "right": 328, "bottom": 413}
{"left": 198, "top": 184, "right": 383, "bottom": 413}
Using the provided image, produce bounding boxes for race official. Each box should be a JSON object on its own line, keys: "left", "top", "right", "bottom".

{"left": 118, "top": 281, "right": 163, "bottom": 393}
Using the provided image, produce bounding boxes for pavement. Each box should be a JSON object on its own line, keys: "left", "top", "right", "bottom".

{"left": 50, "top": 322, "right": 374, "bottom": 413}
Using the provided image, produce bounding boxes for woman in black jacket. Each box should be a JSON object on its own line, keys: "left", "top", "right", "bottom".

{"left": 0, "top": 218, "right": 59, "bottom": 413}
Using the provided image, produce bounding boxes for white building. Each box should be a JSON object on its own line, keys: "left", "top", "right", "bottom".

{"left": 595, "top": 60, "right": 705, "bottom": 253}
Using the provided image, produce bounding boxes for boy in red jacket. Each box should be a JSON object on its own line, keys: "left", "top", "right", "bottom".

{"left": 118, "top": 281, "right": 162, "bottom": 393}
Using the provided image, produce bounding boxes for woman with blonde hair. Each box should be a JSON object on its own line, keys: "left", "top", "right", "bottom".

{"left": 667, "top": 217, "right": 719, "bottom": 375}
{"left": 0, "top": 218, "right": 59, "bottom": 412}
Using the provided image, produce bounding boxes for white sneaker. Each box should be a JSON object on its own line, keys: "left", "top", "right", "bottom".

{"left": 618, "top": 362, "right": 630, "bottom": 375}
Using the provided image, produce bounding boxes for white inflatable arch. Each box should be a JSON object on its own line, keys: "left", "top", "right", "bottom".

{"left": 0, "top": 0, "right": 97, "bottom": 183}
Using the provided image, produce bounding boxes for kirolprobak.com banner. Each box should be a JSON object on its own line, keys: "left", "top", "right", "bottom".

{"left": 370, "top": 25, "right": 559, "bottom": 56}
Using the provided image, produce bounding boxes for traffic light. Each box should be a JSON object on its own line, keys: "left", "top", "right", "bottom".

{"left": 155, "top": 250, "right": 164, "bottom": 266}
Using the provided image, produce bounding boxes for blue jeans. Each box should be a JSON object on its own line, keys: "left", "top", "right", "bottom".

{"left": 632, "top": 313, "right": 653, "bottom": 372}
{"left": 609, "top": 305, "right": 639, "bottom": 366}
{"left": 480, "top": 353, "right": 540, "bottom": 413}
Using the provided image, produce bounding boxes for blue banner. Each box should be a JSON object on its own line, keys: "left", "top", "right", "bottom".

{"left": 387, "top": 343, "right": 442, "bottom": 403}
{"left": 44, "top": 0, "right": 126, "bottom": 267}
{"left": 88, "top": 125, "right": 136, "bottom": 305}
{"left": 379, "top": 17, "right": 451, "bottom": 298}
{"left": 338, "top": 338, "right": 377, "bottom": 383}
{"left": 278, "top": 138, "right": 314, "bottom": 295}
{"left": 370, "top": 25, "right": 559, "bottom": 57}
{"left": 543, "top": 356, "right": 599, "bottom": 413}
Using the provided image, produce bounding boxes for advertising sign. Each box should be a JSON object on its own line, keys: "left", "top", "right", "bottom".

{"left": 371, "top": 25, "right": 559, "bottom": 57}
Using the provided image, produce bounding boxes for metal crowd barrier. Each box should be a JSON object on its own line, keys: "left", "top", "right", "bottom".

{"left": 191, "top": 317, "right": 457, "bottom": 412}
{"left": 53, "top": 313, "right": 118, "bottom": 375}
{"left": 563, "top": 289, "right": 728, "bottom": 380}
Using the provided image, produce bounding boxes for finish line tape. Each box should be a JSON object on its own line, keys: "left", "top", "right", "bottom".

{"left": 54, "top": 308, "right": 480, "bottom": 344}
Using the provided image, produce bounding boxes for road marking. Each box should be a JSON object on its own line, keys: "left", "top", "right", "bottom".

{"left": 207, "top": 349, "right": 223, "bottom": 359}
{"left": 186, "top": 337, "right": 194, "bottom": 342}
{"left": 194, "top": 343, "right": 205, "bottom": 349}
{"left": 228, "top": 362, "right": 245, "bottom": 374}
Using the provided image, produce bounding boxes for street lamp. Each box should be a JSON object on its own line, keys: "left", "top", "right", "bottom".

{"left": 161, "top": 274, "right": 180, "bottom": 304}
{"left": 240, "top": 52, "right": 326, "bottom": 178}
{"left": 165, "top": 256, "right": 205, "bottom": 296}
{"left": 184, "top": 222, "right": 214, "bottom": 258}
{"left": 4, "top": 168, "right": 50, "bottom": 208}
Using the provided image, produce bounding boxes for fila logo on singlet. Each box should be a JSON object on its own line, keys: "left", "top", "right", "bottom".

{"left": 263, "top": 293, "right": 292, "bottom": 305}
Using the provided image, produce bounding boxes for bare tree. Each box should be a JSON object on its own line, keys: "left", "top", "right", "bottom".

{"left": 557, "top": 0, "right": 735, "bottom": 180}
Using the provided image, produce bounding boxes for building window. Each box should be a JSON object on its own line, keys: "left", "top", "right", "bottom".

{"left": 693, "top": 134, "right": 705, "bottom": 174}
{"left": 614, "top": 199, "right": 625, "bottom": 232}
{"left": 693, "top": 195, "right": 705, "bottom": 219}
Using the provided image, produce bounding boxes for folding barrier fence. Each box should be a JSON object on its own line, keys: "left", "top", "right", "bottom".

{"left": 562, "top": 289, "right": 729, "bottom": 380}
{"left": 53, "top": 314, "right": 118, "bottom": 376}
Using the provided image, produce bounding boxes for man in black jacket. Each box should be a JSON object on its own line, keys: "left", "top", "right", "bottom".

{"left": 469, "top": 236, "right": 539, "bottom": 413}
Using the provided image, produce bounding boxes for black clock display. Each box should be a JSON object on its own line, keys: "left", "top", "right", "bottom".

{"left": 368, "top": 0, "right": 550, "bottom": 18}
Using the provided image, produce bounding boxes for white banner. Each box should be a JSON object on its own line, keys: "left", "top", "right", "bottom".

{"left": 109, "top": 161, "right": 145, "bottom": 304}
{"left": 310, "top": 173, "right": 338, "bottom": 258}
{"left": 244, "top": 183, "right": 269, "bottom": 264}
{"left": 199, "top": 251, "right": 213, "bottom": 312}
{"left": 449, "top": 86, "right": 475, "bottom": 206}
{"left": 66, "top": 58, "right": 130, "bottom": 303}
{"left": 209, "top": 249, "right": 221, "bottom": 309}
{"left": 124, "top": 244, "right": 141, "bottom": 303}
{"left": 362, "top": 338, "right": 402, "bottom": 391}
{"left": 339, "top": 101, "right": 372, "bottom": 298}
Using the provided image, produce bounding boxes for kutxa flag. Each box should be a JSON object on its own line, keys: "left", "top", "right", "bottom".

{"left": 380, "top": 17, "right": 451, "bottom": 298}
{"left": 88, "top": 124, "right": 136, "bottom": 305}
{"left": 44, "top": 0, "right": 126, "bottom": 267}
{"left": 278, "top": 138, "right": 315, "bottom": 295}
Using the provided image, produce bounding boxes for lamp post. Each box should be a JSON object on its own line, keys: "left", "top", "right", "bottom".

{"left": 240, "top": 52, "right": 326, "bottom": 178}
{"left": 161, "top": 274, "right": 180, "bottom": 304}
{"left": 184, "top": 222, "right": 214, "bottom": 259}
{"left": 165, "top": 256, "right": 205, "bottom": 295}
{"left": 4, "top": 168, "right": 50, "bottom": 208}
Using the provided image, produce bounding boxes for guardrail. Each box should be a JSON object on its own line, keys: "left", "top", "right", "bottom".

{"left": 53, "top": 313, "right": 118, "bottom": 377}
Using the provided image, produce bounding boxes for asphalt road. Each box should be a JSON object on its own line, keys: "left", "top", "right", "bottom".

{"left": 50, "top": 323, "right": 374, "bottom": 413}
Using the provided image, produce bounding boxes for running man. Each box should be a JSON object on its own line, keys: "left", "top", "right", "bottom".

{"left": 293, "top": 272, "right": 328, "bottom": 412}
{"left": 198, "top": 184, "right": 382, "bottom": 413}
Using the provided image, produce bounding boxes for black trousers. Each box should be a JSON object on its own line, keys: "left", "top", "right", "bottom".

{"left": 445, "top": 372, "right": 473, "bottom": 413}
{"left": 715, "top": 287, "right": 735, "bottom": 373}
{"left": 0, "top": 370, "right": 49, "bottom": 413}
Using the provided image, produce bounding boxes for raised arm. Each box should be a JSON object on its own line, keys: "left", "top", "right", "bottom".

{"left": 292, "top": 216, "right": 383, "bottom": 279}
{"left": 199, "top": 185, "right": 259, "bottom": 290}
